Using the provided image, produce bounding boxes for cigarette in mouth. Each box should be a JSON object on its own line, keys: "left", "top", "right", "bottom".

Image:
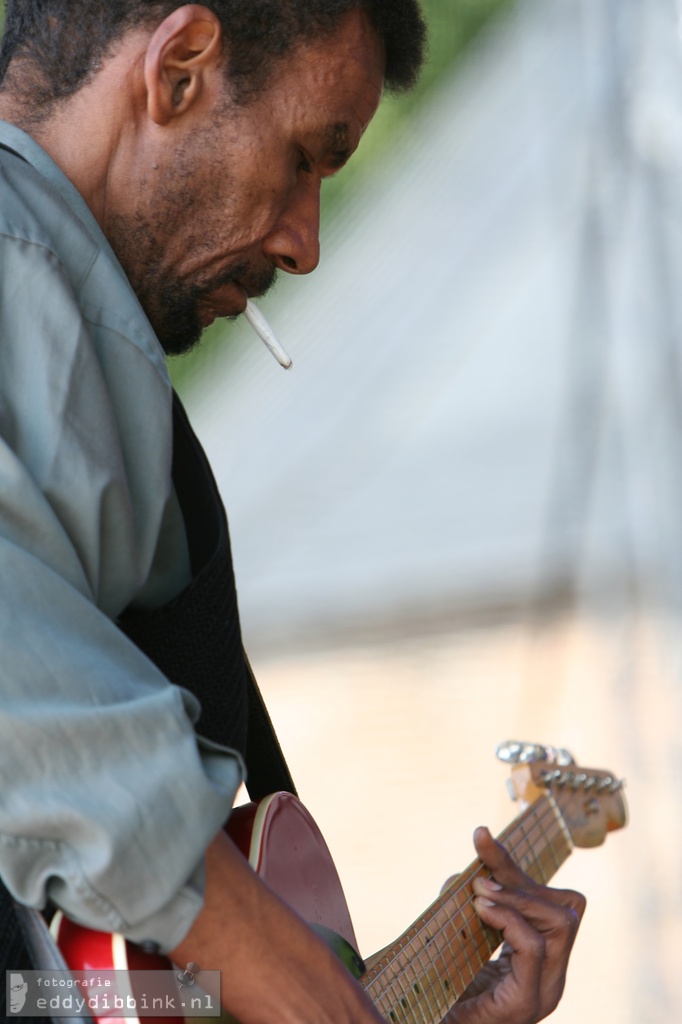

{"left": 244, "top": 300, "right": 293, "bottom": 370}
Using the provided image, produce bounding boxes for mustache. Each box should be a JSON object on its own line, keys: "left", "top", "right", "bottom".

{"left": 200, "top": 261, "right": 279, "bottom": 302}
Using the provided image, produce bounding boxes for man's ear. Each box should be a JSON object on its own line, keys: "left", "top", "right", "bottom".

{"left": 144, "top": 4, "right": 223, "bottom": 125}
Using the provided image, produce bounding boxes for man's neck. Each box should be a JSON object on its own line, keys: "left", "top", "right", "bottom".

{"left": 0, "top": 48, "right": 144, "bottom": 234}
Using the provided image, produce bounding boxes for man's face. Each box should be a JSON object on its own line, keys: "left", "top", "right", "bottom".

{"left": 107, "top": 9, "right": 384, "bottom": 355}
{"left": 9, "top": 973, "right": 28, "bottom": 1013}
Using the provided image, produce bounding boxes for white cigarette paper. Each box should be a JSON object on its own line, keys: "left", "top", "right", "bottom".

{"left": 244, "top": 300, "right": 293, "bottom": 369}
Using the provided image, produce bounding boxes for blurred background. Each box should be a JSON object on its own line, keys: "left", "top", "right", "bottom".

{"left": 176, "top": 0, "right": 682, "bottom": 1020}
{"left": 1, "top": 0, "right": 679, "bottom": 1019}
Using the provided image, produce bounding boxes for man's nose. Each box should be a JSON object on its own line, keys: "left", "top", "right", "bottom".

{"left": 262, "top": 178, "right": 321, "bottom": 275}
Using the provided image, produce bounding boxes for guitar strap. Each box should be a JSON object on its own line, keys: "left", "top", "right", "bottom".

{"left": 119, "top": 390, "right": 297, "bottom": 799}
{"left": 244, "top": 654, "right": 297, "bottom": 800}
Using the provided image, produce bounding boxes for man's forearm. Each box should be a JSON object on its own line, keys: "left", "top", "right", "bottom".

{"left": 170, "top": 830, "right": 384, "bottom": 1024}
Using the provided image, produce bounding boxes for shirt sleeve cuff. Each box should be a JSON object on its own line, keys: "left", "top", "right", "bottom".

{"left": 120, "top": 856, "right": 206, "bottom": 954}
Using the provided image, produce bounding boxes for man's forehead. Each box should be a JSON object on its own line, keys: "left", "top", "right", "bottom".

{"left": 271, "top": 11, "right": 384, "bottom": 146}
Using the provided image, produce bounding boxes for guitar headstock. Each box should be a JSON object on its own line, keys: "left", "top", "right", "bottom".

{"left": 496, "top": 741, "right": 628, "bottom": 848}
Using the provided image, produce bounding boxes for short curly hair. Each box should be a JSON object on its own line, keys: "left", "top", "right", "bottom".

{"left": 0, "top": 0, "right": 427, "bottom": 110}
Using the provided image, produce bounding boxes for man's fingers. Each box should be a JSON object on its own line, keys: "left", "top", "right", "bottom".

{"left": 455, "top": 900, "right": 546, "bottom": 1024}
{"left": 472, "top": 874, "right": 586, "bottom": 932}
{"left": 471, "top": 867, "right": 585, "bottom": 1020}
{"left": 473, "top": 826, "right": 539, "bottom": 891}
{"left": 440, "top": 872, "right": 461, "bottom": 896}
{"left": 441, "top": 829, "right": 586, "bottom": 1023}
{"left": 473, "top": 828, "right": 587, "bottom": 918}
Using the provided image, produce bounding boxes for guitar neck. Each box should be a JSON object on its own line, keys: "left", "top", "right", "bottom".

{"left": 360, "top": 794, "right": 574, "bottom": 1024}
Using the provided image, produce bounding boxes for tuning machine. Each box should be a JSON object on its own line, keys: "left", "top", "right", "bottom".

{"left": 539, "top": 769, "right": 625, "bottom": 793}
{"left": 496, "top": 740, "right": 575, "bottom": 766}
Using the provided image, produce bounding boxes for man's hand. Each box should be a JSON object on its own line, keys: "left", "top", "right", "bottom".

{"left": 443, "top": 827, "right": 586, "bottom": 1024}
{"left": 169, "top": 829, "right": 384, "bottom": 1024}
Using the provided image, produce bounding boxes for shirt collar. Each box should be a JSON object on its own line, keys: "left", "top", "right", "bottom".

{"left": 0, "top": 119, "right": 127, "bottom": 283}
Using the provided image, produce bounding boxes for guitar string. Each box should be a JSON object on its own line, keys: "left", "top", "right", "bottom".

{"left": 397, "top": 804, "right": 569, "bottom": 991}
{"left": 363, "top": 799, "right": 570, "bottom": 1018}
{"left": 365, "top": 804, "right": 567, "bottom": 1021}
{"left": 405, "top": 817, "right": 570, "bottom": 1024}
{"left": 364, "top": 797, "right": 562, "bottom": 993}
{"left": 365, "top": 803, "right": 570, "bottom": 1020}
{"left": 376, "top": 907, "right": 498, "bottom": 1024}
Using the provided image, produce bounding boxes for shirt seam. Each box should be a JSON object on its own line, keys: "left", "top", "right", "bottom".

{"left": 0, "top": 228, "right": 98, "bottom": 294}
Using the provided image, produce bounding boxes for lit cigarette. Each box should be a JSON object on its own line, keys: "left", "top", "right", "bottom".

{"left": 244, "top": 300, "right": 292, "bottom": 370}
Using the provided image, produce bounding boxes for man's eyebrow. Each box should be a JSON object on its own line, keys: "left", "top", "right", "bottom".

{"left": 324, "top": 121, "right": 353, "bottom": 167}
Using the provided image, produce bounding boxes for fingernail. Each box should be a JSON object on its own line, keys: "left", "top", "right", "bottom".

{"left": 473, "top": 876, "right": 502, "bottom": 895}
{"left": 475, "top": 896, "right": 497, "bottom": 909}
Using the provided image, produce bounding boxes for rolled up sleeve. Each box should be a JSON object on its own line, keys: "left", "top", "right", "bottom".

{"left": 0, "top": 552, "right": 243, "bottom": 948}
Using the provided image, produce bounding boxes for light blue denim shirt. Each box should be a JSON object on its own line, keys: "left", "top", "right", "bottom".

{"left": 0, "top": 122, "right": 245, "bottom": 951}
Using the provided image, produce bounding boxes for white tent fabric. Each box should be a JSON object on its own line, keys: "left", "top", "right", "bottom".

{"left": 182, "top": 0, "right": 682, "bottom": 650}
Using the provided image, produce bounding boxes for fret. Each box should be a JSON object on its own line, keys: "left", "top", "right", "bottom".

{"left": 540, "top": 808, "right": 560, "bottom": 875}
{"left": 518, "top": 816, "right": 534, "bottom": 874}
{"left": 537, "top": 808, "right": 560, "bottom": 877}
{"left": 428, "top": 919, "right": 456, "bottom": 1011}
{"left": 518, "top": 806, "right": 544, "bottom": 880}
{"left": 469, "top": 917, "right": 485, "bottom": 973}
{"left": 405, "top": 962, "right": 435, "bottom": 1024}
{"left": 450, "top": 937, "right": 473, "bottom": 995}
{"left": 370, "top": 952, "right": 403, "bottom": 1019}
{"left": 424, "top": 930, "right": 451, "bottom": 1014}
{"left": 363, "top": 795, "right": 574, "bottom": 1023}
{"left": 429, "top": 910, "right": 467, "bottom": 998}
{"left": 391, "top": 956, "right": 420, "bottom": 1024}
{"left": 448, "top": 907, "right": 484, "bottom": 986}
{"left": 469, "top": 912, "right": 499, "bottom": 963}
{"left": 501, "top": 796, "right": 572, "bottom": 885}
{"left": 548, "top": 792, "right": 575, "bottom": 855}
{"left": 414, "top": 941, "right": 447, "bottom": 1022}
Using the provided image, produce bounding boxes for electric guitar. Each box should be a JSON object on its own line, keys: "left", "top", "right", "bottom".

{"left": 51, "top": 741, "right": 627, "bottom": 1024}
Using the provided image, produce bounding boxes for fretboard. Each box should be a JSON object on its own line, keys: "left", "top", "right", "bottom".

{"left": 360, "top": 794, "right": 573, "bottom": 1024}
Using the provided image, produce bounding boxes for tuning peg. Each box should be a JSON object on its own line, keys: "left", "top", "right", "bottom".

{"left": 518, "top": 743, "right": 549, "bottom": 764}
{"left": 496, "top": 741, "right": 524, "bottom": 764}
{"left": 496, "top": 740, "right": 552, "bottom": 764}
{"left": 496, "top": 741, "right": 577, "bottom": 767}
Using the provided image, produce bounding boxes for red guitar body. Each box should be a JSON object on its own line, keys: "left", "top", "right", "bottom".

{"left": 52, "top": 792, "right": 358, "bottom": 1023}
